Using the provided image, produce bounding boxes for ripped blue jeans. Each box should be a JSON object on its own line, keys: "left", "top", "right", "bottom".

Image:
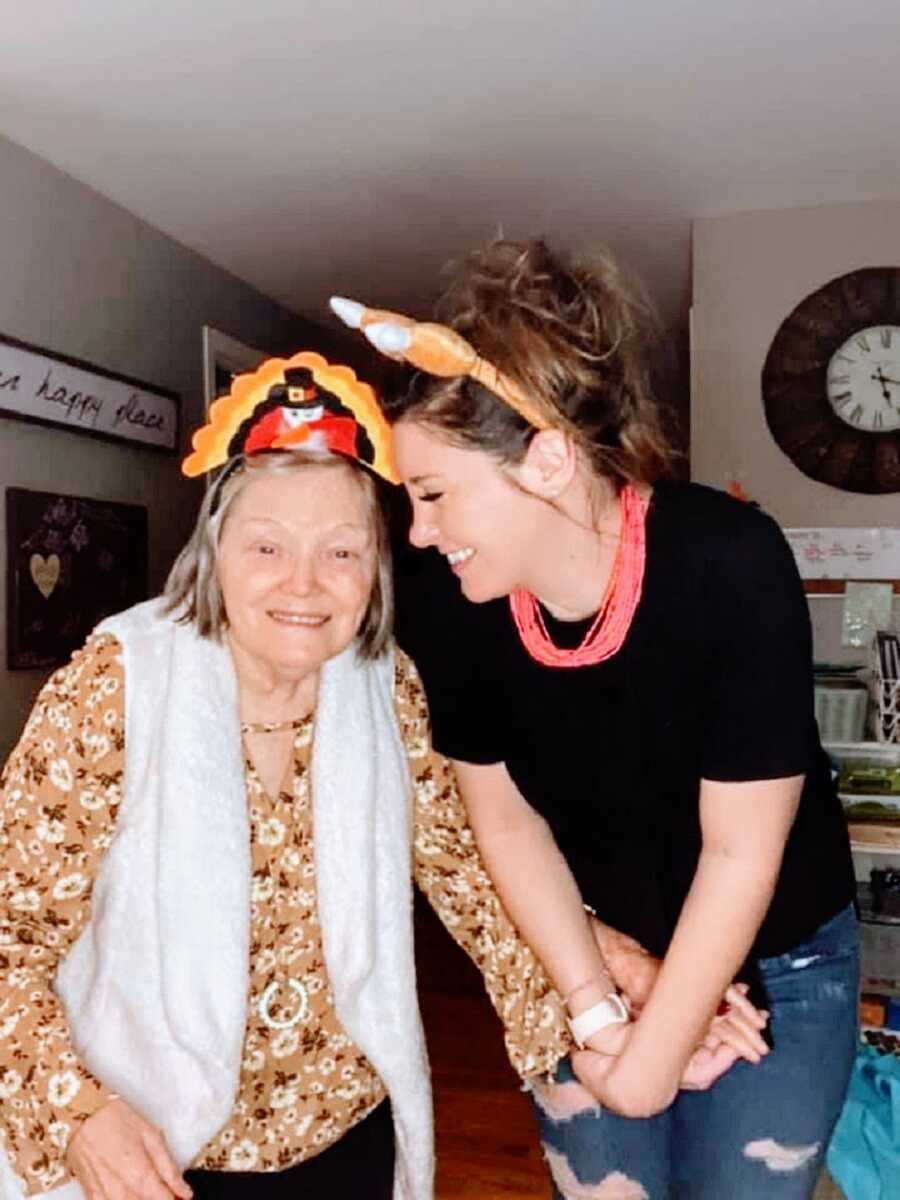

{"left": 532, "top": 904, "right": 859, "bottom": 1199}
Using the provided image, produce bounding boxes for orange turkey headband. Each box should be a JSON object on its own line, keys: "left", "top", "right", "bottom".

{"left": 328, "top": 297, "right": 555, "bottom": 432}
{"left": 181, "top": 350, "right": 399, "bottom": 484}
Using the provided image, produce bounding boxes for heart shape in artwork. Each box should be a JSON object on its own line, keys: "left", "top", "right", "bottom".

{"left": 30, "top": 553, "right": 61, "bottom": 599}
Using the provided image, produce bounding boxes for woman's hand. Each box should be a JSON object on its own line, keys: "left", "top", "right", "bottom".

{"left": 569, "top": 992, "right": 767, "bottom": 1117}
{"left": 568, "top": 983, "right": 768, "bottom": 1116}
{"left": 66, "top": 1099, "right": 192, "bottom": 1200}
{"left": 677, "top": 1041, "right": 742, "bottom": 1092}
{"left": 589, "top": 919, "right": 658, "bottom": 1012}
{"left": 701, "top": 983, "right": 769, "bottom": 1065}
{"left": 589, "top": 918, "right": 769, "bottom": 1065}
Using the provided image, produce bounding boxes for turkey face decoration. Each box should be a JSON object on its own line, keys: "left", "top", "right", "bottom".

{"left": 236, "top": 367, "right": 376, "bottom": 468}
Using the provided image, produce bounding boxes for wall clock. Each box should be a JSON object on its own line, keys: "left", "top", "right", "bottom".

{"left": 762, "top": 267, "right": 900, "bottom": 494}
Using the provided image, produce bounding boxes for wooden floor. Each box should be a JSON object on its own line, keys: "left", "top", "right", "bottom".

{"left": 415, "top": 895, "right": 548, "bottom": 1198}
{"left": 421, "top": 988, "right": 549, "bottom": 1199}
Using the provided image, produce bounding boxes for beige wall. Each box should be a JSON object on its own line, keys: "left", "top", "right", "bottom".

{"left": 0, "top": 135, "right": 327, "bottom": 757}
{"left": 691, "top": 197, "right": 900, "bottom": 525}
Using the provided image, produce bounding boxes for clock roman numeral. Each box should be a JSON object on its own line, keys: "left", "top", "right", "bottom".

{"left": 881, "top": 327, "right": 893, "bottom": 349}
{"left": 849, "top": 404, "right": 864, "bottom": 424}
{"left": 873, "top": 410, "right": 884, "bottom": 429}
{"left": 832, "top": 392, "right": 852, "bottom": 408}
{"left": 829, "top": 374, "right": 851, "bottom": 386}
{"left": 855, "top": 334, "right": 871, "bottom": 354}
{"left": 834, "top": 353, "right": 856, "bottom": 365}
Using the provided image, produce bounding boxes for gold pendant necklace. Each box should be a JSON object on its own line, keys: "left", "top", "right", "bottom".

{"left": 258, "top": 979, "right": 310, "bottom": 1030}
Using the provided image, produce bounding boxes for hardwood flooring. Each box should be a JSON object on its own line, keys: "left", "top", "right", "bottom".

{"left": 416, "top": 896, "right": 549, "bottom": 1198}
{"left": 421, "top": 989, "right": 548, "bottom": 1199}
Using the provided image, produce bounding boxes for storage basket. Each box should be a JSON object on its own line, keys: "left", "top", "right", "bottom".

{"left": 815, "top": 682, "right": 868, "bottom": 743}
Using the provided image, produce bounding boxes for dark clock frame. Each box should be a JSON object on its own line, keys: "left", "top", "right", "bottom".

{"left": 761, "top": 266, "right": 900, "bottom": 494}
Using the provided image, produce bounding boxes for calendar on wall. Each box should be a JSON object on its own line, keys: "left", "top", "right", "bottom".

{"left": 785, "top": 528, "right": 900, "bottom": 580}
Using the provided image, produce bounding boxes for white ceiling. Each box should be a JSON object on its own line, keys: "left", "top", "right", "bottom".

{"left": 2, "top": 1, "right": 900, "bottom": 330}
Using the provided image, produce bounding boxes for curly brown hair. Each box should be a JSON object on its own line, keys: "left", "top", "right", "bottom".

{"left": 382, "top": 237, "right": 677, "bottom": 487}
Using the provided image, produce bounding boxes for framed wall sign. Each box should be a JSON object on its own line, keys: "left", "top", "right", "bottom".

{"left": 0, "top": 332, "right": 180, "bottom": 452}
{"left": 6, "top": 487, "right": 148, "bottom": 671}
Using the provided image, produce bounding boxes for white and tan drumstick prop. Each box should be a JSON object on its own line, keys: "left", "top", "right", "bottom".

{"left": 329, "top": 296, "right": 553, "bottom": 431}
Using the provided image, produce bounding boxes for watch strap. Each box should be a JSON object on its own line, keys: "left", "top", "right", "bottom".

{"left": 567, "top": 993, "right": 629, "bottom": 1047}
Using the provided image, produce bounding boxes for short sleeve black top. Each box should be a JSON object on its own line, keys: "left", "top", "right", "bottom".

{"left": 395, "top": 481, "right": 855, "bottom": 963}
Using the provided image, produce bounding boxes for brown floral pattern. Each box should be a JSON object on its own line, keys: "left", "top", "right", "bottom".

{"left": 196, "top": 711, "right": 386, "bottom": 1172}
{"left": 0, "top": 634, "right": 568, "bottom": 1195}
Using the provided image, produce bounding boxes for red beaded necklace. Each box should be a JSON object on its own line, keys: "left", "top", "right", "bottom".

{"left": 509, "top": 483, "right": 648, "bottom": 669}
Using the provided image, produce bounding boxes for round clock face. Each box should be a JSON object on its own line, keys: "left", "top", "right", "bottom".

{"left": 827, "top": 325, "right": 900, "bottom": 433}
{"left": 762, "top": 267, "right": 900, "bottom": 494}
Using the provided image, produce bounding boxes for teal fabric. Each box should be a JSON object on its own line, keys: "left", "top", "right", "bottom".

{"left": 827, "top": 1046, "right": 900, "bottom": 1200}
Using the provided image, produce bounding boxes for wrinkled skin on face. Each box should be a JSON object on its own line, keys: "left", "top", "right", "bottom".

{"left": 217, "top": 466, "right": 376, "bottom": 684}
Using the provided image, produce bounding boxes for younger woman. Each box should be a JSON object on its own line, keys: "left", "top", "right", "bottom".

{"left": 331, "top": 240, "right": 858, "bottom": 1199}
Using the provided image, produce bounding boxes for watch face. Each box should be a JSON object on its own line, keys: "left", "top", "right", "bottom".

{"left": 827, "top": 325, "right": 900, "bottom": 433}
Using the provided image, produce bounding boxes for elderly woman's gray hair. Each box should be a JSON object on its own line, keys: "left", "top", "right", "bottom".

{"left": 164, "top": 450, "right": 394, "bottom": 659}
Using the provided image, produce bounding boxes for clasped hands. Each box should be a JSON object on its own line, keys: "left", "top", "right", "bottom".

{"left": 565, "top": 922, "right": 769, "bottom": 1119}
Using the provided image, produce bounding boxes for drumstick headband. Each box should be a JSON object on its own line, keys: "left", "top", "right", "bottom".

{"left": 329, "top": 296, "right": 555, "bottom": 431}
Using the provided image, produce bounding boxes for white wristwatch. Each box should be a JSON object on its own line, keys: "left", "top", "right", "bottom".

{"left": 567, "top": 993, "right": 629, "bottom": 1047}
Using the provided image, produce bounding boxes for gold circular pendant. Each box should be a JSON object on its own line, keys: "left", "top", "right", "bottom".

{"left": 258, "top": 979, "right": 310, "bottom": 1030}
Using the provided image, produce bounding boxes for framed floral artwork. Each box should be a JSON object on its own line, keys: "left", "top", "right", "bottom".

{"left": 5, "top": 487, "right": 148, "bottom": 670}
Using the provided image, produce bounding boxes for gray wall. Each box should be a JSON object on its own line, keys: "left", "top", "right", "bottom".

{"left": 0, "top": 134, "right": 327, "bottom": 756}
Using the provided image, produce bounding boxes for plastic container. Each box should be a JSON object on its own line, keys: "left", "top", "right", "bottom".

{"left": 815, "top": 680, "right": 868, "bottom": 743}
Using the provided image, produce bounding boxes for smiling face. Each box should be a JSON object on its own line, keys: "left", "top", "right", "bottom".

{"left": 393, "top": 419, "right": 550, "bottom": 603}
{"left": 216, "top": 465, "right": 376, "bottom": 681}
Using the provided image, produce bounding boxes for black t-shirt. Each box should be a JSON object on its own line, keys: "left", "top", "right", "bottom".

{"left": 395, "top": 481, "right": 855, "bottom": 964}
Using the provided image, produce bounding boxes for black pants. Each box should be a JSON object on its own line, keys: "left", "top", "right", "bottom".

{"left": 184, "top": 1101, "right": 394, "bottom": 1198}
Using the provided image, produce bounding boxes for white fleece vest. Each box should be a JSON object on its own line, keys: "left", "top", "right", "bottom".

{"left": 0, "top": 600, "right": 432, "bottom": 1200}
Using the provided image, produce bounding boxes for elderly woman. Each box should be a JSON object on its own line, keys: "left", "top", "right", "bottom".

{"left": 0, "top": 352, "right": 570, "bottom": 1200}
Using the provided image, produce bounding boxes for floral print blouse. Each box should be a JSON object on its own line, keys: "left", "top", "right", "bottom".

{"left": 0, "top": 634, "right": 568, "bottom": 1195}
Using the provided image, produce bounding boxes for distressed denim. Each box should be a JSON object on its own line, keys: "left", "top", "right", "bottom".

{"left": 532, "top": 904, "right": 859, "bottom": 1199}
